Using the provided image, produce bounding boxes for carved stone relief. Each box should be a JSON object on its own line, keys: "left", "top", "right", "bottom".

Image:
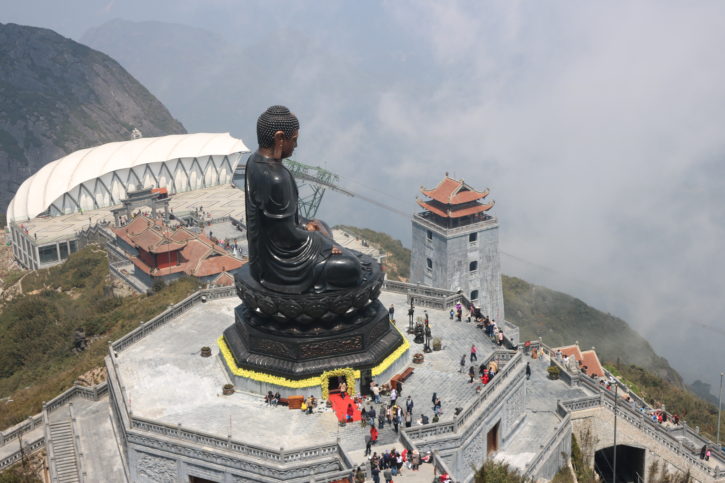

{"left": 462, "top": 431, "right": 485, "bottom": 471}
{"left": 137, "top": 453, "right": 176, "bottom": 483}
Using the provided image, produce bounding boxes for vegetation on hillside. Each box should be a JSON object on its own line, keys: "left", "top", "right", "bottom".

{"left": 605, "top": 363, "right": 724, "bottom": 444}
{"left": 473, "top": 459, "right": 532, "bottom": 482}
{"left": 335, "top": 225, "right": 410, "bottom": 281}
{"left": 0, "top": 246, "right": 199, "bottom": 429}
{"left": 502, "top": 275, "right": 681, "bottom": 386}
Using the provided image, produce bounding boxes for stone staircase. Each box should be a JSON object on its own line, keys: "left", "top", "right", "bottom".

{"left": 48, "top": 420, "right": 81, "bottom": 483}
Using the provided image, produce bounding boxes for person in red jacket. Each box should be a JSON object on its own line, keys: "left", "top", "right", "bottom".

{"left": 370, "top": 425, "right": 378, "bottom": 443}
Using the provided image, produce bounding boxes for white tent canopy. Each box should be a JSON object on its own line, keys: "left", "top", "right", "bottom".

{"left": 7, "top": 133, "right": 249, "bottom": 223}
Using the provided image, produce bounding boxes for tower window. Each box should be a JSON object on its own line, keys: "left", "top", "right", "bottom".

{"left": 426, "top": 258, "right": 433, "bottom": 269}
{"left": 470, "top": 290, "right": 479, "bottom": 300}
{"left": 469, "top": 233, "right": 477, "bottom": 242}
{"left": 426, "top": 230, "right": 433, "bottom": 240}
{"left": 469, "top": 261, "right": 478, "bottom": 272}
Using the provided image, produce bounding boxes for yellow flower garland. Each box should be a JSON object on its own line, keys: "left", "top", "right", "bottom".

{"left": 217, "top": 325, "right": 410, "bottom": 394}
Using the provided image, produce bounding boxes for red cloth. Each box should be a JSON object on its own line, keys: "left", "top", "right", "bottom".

{"left": 329, "top": 393, "right": 362, "bottom": 422}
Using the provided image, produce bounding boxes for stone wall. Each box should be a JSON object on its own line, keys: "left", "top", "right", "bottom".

{"left": 410, "top": 215, "right": 504, "bottom": 323}
{"left": 571, "top": 406, "right": 718, "bottom": 483}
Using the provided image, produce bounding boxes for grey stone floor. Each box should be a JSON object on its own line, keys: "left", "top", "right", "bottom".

{"left": 114, "top": 291, "right": 505, "bottom": 456}
{"left": 495, "top": 354, "right": 589, "bottom": 472}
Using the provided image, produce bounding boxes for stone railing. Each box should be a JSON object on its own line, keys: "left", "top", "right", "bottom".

{"left": 128, "top": 415, "right": 339, "bottom": 463}
{"left": 0, "top": 415, "right": 43, "bottom": 447}
{"left": 0, "top": 434, "right": 46, "bottom": 471}
{"left": 382, "top": 279, "right": 471, "bottom": 311}
{"left": 43, "top": 383, "right": 109, "bottom": 414}
{"left": 454, "top": 351, "right": 521, "bottom": 432}
{"left": 562, "top": 389, "right": 725, "bottom": 480}
{"left": 403, "top": 350, "right": 522, "bottom": 442}
{"left": 413, "top": 212, "right": 498, "bottom": 238}
{"left": 111, "top": 286, "right": 236, "bottom": 352}
{"left": 524, "top": 405, "right": 571, "bottom": 478}
{"left": 107, "top": 351, "right": 344, "bottom": 476}
{"left": 0, "top": 382, "right": 108, "bottom": 472}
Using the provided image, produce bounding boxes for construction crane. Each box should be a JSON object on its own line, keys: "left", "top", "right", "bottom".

{"left": 234, "top": 158, "right": 410, "bottom": 219}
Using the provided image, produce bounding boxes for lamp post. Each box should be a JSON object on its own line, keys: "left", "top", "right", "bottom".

{"left": 718, "top": 372, "right": 723, "bottom": 451}
{"left": 613, "top": 383, "right": 618, "bottom": 483}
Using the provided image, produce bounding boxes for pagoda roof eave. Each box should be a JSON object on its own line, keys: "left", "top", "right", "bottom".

{"left": 417, "top": 199, "right": 495, "bottom": 218}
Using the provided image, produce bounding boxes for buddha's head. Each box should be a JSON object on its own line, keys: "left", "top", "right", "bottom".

{"left": 257, "top": 105, "right": 299, "bottom": 159}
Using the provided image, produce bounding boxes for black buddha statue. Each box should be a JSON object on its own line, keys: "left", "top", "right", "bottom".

{"left": 222, "top": 106, "right": 402, "bottom": 377}
{"left": 244, "top": 105, "right": 363, "bottom": 294}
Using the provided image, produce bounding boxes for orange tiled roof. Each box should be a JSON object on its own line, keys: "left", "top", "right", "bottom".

{"left": 113, "top": 216, "right": 186, "bottom": 254}
{"left": 421, "top": 176, "right": 489, "bottom": 205}
{"left": 554, "top": 344, "right": 604, "bottom": 378}
{"left": 416, "top": 199, "right": 494, "bottom": 219}
{"left": 116, "top": 215, "right": 245, "bottom": 279}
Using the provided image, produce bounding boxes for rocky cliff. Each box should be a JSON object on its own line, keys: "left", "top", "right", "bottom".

{"left": 0, "top": 23, "right": 186, "bottom": 214}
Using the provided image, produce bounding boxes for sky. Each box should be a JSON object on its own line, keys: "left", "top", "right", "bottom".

{"left": 4, "top": 0, "right": 725, "bottom": 394}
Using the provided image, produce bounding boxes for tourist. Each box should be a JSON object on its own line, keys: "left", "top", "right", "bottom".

{"left": 393, "top": 412, "right": 399, "bottom": 433}
{"left": 431, "top": 392, "right": 437, "bottom": 407}
{"left": 368, "top": 406, "right": 377, "bottom": 427}
{"left": 459, "top": 354, "right": 466, "bottom": 373}
{"left": 383, "top": 467, "right": 393, "bottom": 483}
{"left": 371, "top": 425, "right": 379, "bottom": 444}
{"left": 405, "top": 409, "right": 413, "bottom": 428}
{"left": 433, "top": 397, "right": 442, "bottom": 416}
{"left": 706, "top": 448, "right": 711, "bottom": 461}
{"left": 481, "top": 372, "right": 489, "bottom": 385}
{"left": 526, "top": 362, "right": 531, "bottom": 380}
{"left": 265, "top": 391, "right": 274, "bottom": 405}
{"left": 354, "top": 466, "right": 365, "bottom": 483}
{"left": 497, "top": 330, "right": 504, "bottom": 346}
{"left": 424, "top": 310, "right": 429, "bottom": 324}
{"left": 456, "top": 307, "right": 462, "bottom": 322}
{"left": 406, "top": 395, "right": 414, "bottom": 414}
{"left": 449, "top": 308, "right": 454, "bottom": 320}
{"left": 339, "top": 380, "right": 347, "bottom": 399}
{"left": 371, "top": 464, "right": 381, "bottom": 483}
{"left": 396, "top": 451, "right": 404, "bottom": 474}
{"left": 346, "top": 403, "right": 354, "bottom": 422}
{"left": 470, "top": 344, "right": 478, "bottom": 362}
{"left": 273, "top": 392, "right": 280, "bottom": 406}
{"left": 389, "top": 304, "right": 395, "bottom": 323}
{"left": 390, "top": 386, "right": 398, "bottom": 404}
{"left": 411, "top": 450, "right": 421, "bottom": 470}
{"left": 361, "top": 406, "right": 368, "bottom": 427}
{"left": 700, "top": 445, "right": 707, "bottom": 459}
{"left": 469, "top": 366, "right": 475, "bottom": 383}
{"left": 372, "top": 383, "right": 381, "bottom": 403}
{"left": 378, "top": 411, "right": 385, "bottom": 429}
{"left": 386, "top": 405, "right": 392, "bottom": 424}
{"left": 364, "top": 434, "right": 372, "bottom": 456}
{"left": 408, "top": 306, "right": 415, "bottom": 325}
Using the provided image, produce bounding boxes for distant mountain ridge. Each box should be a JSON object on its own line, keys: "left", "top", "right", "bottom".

{"left": 0, "top": 22, "right": 186, "bottom": 214}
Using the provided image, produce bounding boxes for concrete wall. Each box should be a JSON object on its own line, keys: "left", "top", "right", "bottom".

{"left": 410, "top": 217, "right": 504, "bottom": 322}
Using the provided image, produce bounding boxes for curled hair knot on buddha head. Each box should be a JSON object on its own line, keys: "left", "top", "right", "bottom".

{"left": 256, "top": 105, "right": 299, "bottom": 148}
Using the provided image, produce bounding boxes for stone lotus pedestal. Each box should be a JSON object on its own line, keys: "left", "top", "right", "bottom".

{"left": 220, "top": 253, "right": 407, "bottom": 396}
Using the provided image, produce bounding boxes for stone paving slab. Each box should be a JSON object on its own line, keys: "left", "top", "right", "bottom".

{"left": 114, "top": 291, "right": 515, "bottom": 458}
{"left": 70, "top": 397, "right": 126, "bottom": 483}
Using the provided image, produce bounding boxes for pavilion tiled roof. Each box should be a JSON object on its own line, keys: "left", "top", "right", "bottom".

{"left": 555, "top": 344, "right": 605, "bottom": 378}
{"left": 113, "top": 216, "right": 186, "bottom": 254}
{"left": 114, "top": 215, "right": 244, "bottom": 279}
{"left": 416, "top": 199, "right": 495, "bottom": 219}
{"left": 420, "top": 176, "right": 490, "bottom": 205}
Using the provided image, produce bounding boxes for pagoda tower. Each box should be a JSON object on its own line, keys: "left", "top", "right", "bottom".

{"left": 410, "top": 174, "right": 504, "bottom": 322}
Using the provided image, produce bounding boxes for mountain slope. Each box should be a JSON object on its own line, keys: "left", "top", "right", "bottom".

{"left": 0, "top": 22, "right": 186, "bottom": 213}
{"left": 345, "top": 225, "right": 682, "bottom": 386}
{"left": 502, "top": 275, "right": 682, "bottom": 385}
